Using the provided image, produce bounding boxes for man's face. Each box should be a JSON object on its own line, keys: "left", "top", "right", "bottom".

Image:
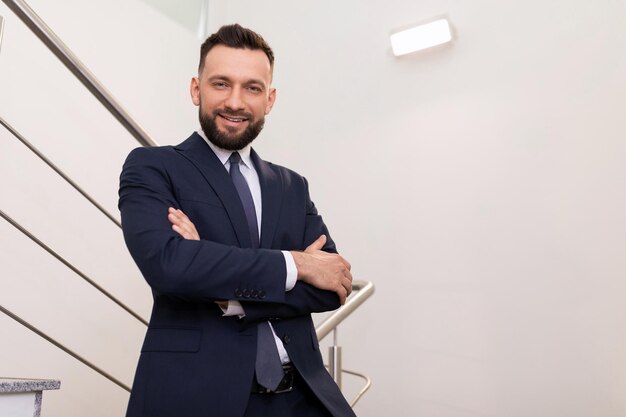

{"left": 191, "top": 45, "right": 276, "bottom": 150}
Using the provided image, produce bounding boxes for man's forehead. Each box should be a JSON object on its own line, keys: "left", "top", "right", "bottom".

{"left": 202, "top": 45, "right": 272, "bottom": 80}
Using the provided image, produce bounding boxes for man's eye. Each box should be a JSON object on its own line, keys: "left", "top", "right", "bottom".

{"left": 213, "top": 82, "right": 227, "bottom": 88}
{"left": 247, "top": 86, "right": 262, "bottom": 92}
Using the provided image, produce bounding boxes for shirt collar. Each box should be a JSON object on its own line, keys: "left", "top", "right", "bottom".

{"left": 197, "top": 129, "right": 254, "bottom": 170}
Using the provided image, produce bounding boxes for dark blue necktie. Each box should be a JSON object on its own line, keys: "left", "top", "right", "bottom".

{"left": 228, "top": 152, "right": 283, "bottom": 391}
{"left": 228, "top": 152, "right": 259, "bottom": 249}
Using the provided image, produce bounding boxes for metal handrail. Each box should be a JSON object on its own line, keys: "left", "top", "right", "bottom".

{"left": 316, "top": 280, "right": 375, "bottom": 341}
{"left": 0, "top": 303, "right": 131, "bottom": 392}
{"left": 0, "top": 208, "right": 148, "bottom": 326}
{"left": 1, "top": 0, "right": 158, "bottom": 148}
{"left": 0, "top": 15, "right": 5, "bottom": 52}
{"left": 0, "top": 116, "right": 121, "bottom": 228}
{"left": 342, "top": 368, "right": 372, "bottom": 407}
{"left": 316, "top": 280, "right": 375, "bottom": 408}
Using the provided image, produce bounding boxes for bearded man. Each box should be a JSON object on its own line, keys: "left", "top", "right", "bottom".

{"left": 119, "top": 24, "right": 356, "bottom": 417}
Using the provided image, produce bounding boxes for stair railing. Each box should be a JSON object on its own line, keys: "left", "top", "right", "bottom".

{"left": 0, "top": 15, "right": 5, "bottom": 52}
{"left": 316, "top": 279, "right": 375, "bottom": 406}
{"left": 1, "top": 0, "right": 157, "bottom": 147}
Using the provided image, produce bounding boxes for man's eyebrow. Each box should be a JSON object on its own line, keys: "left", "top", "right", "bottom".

{"left": 207, "top": 74, "right": 232, "bottom": 82}
{"left": 207, "top": 75, "right": 267, "bottom": 87}
{"left": 245, "top": 78, "right": 266, "bottom": 86}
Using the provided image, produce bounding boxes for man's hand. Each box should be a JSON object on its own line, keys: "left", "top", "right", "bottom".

{"left": 168, "top": 207, "right": 200, "bottom": 240}
{"left": 291, "top": 235, "right": 353, "bottom": 305}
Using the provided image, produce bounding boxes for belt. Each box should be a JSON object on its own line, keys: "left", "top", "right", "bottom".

{"left": 251, "top": 364, "right": 294, "bottom": 394}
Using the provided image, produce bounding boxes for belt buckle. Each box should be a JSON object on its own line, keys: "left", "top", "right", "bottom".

{"left": 252, "top": 364, "right": 295, "bottom": 394}
{"left": 272, "top": 365, "right": 294, "bottom": 394}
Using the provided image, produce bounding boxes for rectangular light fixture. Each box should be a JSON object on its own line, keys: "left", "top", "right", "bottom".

{"left": 390, "top": 19, "right": 452, "bottom": 56}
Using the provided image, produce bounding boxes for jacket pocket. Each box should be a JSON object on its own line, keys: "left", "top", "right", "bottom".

{"left": 141, "top": 327, "right": 202, "bottom": 353}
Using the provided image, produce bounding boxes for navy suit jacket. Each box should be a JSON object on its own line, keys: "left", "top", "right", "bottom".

{"left": 119, "top": 133, "right": 354, "bottom": 417}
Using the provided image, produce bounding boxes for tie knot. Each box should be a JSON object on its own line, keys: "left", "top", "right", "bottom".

{"left": 229, "top": 152, "right": 242, "bottom": 166}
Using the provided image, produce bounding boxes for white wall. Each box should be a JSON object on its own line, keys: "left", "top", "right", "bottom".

{"left": 0, "top": 0, "right": 198, "bottom": 415}
{"left": 2, "top": 0, "right": 626, "bottom": 416}
{"left": 213, "top": 1, "right": 626, "bottom": 416}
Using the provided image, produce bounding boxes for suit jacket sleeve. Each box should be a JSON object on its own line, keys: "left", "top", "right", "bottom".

{"left": 119, "top": 147, "right": 288, "bottom": 303}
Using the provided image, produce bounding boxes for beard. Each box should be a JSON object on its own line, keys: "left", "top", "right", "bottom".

{"left": 199, "top": 107, "right": 265, "bottom": 151}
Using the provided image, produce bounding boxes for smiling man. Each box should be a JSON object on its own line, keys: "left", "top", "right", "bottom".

{"left": 119, "top": 24, "right": 356, "bottom": 417}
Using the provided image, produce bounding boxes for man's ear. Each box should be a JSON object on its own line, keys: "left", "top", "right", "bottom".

{"left": 190, "top": 76, "right": 200, "bottom": 106}
{"left": 265, "top": 88, "right": 277, "bottom": 115}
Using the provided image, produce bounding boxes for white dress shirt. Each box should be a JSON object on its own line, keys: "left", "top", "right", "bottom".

{"left": 198, "top": 130, "right": 296, "bottom": 363}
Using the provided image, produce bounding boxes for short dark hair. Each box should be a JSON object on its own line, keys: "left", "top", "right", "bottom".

{"left": 198, "top": 24, "right": 274, "bottom": 73}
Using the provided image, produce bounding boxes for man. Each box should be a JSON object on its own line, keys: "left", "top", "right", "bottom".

{"left": 119, "top": 24, "right": 356, "bottom": 417}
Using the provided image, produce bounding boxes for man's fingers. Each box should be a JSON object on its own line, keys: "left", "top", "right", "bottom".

{"left": 168, "top": 207, "right": 200, "bottom": 240}
{"left": 340, "top": 256, "right": 351, "bottom": 271}
{"left": 176, "top": 208, "right": 190, "bottom": 221}
{"left": 167, "top": 207, "right": 182, "bottom": 223}
{"left": 168, "top": 208, "right": 191, "bottom": 228}
{"left": 337, "top": 287, "right": 347, "bottom": 305}
{"left": 343, "top": 272, "right": 353, "bottom": 298}
{"left": 331, "top": 268, "right": 352, "bottom": 305}
{"left": 168, "top": 207, "right": 188, "bottom": 222}
{"left": 172, "top": 224, "right": 186, "bottom": 238}
{"left": 168, "top": 212, "right": 187, "bottom": 230}
{"left": 305, "top": 234, "right": 326, "bottom": 252}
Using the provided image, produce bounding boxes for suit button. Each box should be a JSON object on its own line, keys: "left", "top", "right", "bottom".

{"left": 234, "top": 288, "right": 243, "bottom": 297}
{"left": 258, "top": 290, "right": 267, "bottom": 300}
{"left": 243, "top": 289, "right": 251, "bottom": 298}
{"left": 283, "top": 335, "right": 291, "bottom": 344}
{"left": 250, "top": 289, "right": 259, "bottom": 298}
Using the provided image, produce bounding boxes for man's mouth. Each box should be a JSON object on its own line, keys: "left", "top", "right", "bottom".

{"left": 218, "top": 113, "right": 249, "bottom": 123}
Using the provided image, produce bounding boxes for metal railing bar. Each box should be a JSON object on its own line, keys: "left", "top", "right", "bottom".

{"left": 342, "top": 369, "right": 372, "bottom": 407}
{"left": 322, "top": 364, "right": 372, "bottom": 408}
{"left": 1, "top": 0, "right": 158, "bottom": 148}
{"left": 0, "top": 116, "right": 122, "bottom": 228}
{"left": 0, "top": 208, "right": 148, "bottom": 326}
{"left": 0, "top": 303, "right": 131, "bottom": 392}
{"left": 316, "top": 280, "right": 375, "bottom": 341}
{"left": 0, "top": 15, "right": 5, "bottom": 53}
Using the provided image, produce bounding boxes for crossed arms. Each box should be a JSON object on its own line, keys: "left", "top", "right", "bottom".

{"left": 119, "top": 147, "right": 352, "bottom": 322}
{"left": 168, "top": 207, "right": 352, "bottom": 304}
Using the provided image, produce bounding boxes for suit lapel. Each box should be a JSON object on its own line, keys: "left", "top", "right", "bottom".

{"left": 251, "top": 149, "right": 282, "bottom": 249}
{"left": 174, "top": 133, "right": 252, "bottom": 248}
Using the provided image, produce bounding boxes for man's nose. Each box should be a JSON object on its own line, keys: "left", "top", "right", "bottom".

{"left": 224, "top": 87, "right": 245, "bottom": 111}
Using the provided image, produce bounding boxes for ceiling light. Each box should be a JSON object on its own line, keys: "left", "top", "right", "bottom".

{"left": 390, "top": 19, "right": 452, "bottom": 56}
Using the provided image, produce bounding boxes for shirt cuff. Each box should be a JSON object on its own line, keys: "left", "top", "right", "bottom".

{"left": 282, "top": 250, "right": 297, "bottom": 292}
{"left": 218, "top": 300, "right": 245, "bottom": 317}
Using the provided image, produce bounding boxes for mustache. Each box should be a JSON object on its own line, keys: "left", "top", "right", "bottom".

{"left": 213, "top": 109, "right": 253, "bottom": 119}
